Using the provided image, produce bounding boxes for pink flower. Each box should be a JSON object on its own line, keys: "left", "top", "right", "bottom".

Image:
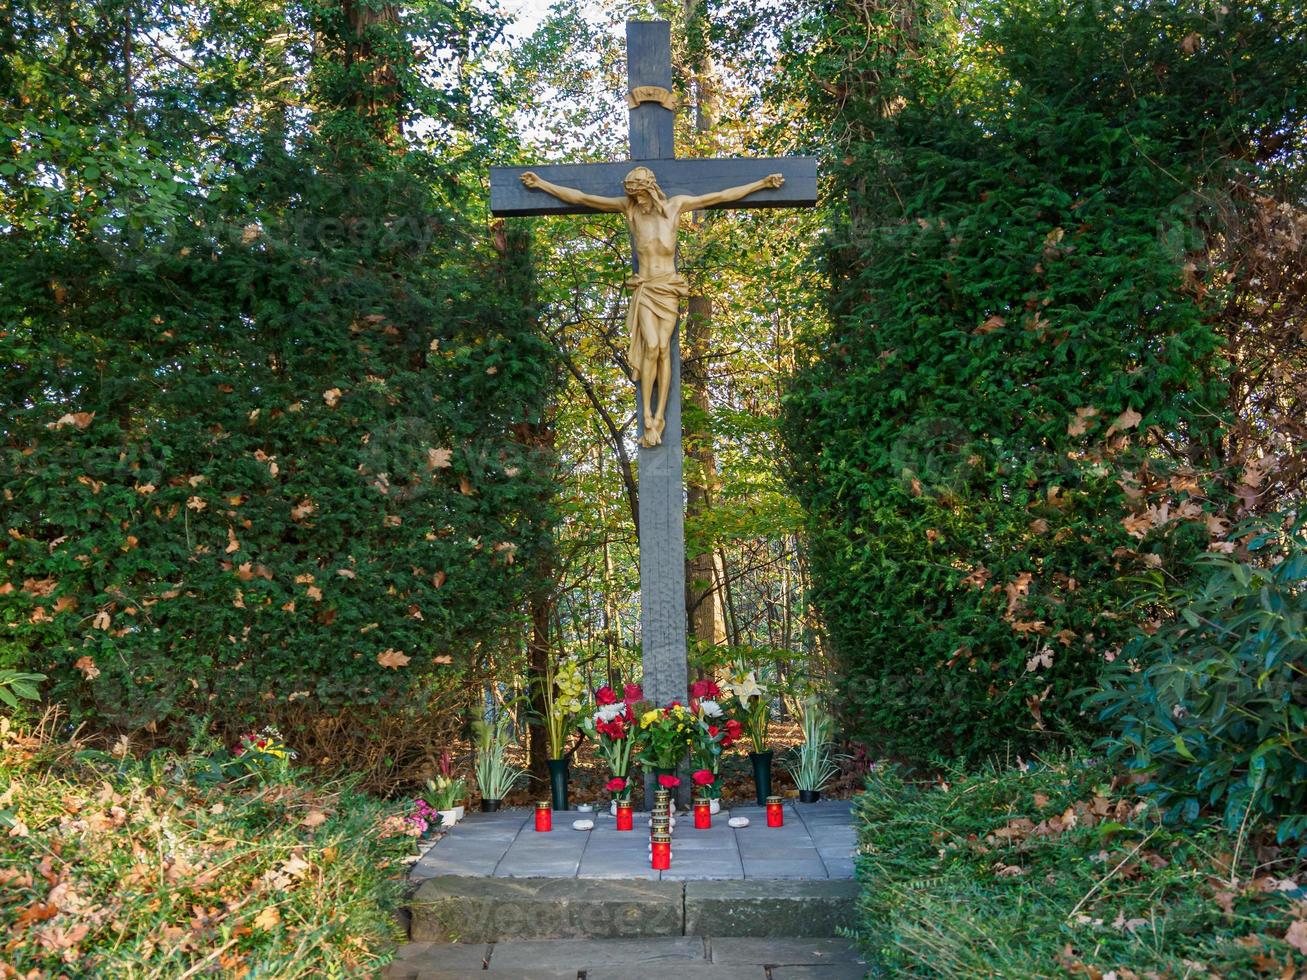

{"left": 624, "top": 683, "right": 643, "bottom": 702}
{"left": 606, "top": 777, "right": 627, "bottom": 792}
{"left": 595, "top": 685, "right": 618, "bottom": 706}
{"left": 657, "top": 774, "right": 680, "bottom": 788}
{"left": 691, "top": 769, "right": 715, "bottom": 786}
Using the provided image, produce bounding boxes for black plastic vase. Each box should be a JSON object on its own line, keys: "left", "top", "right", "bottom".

{"left": 547, "top": 758, "right": 569, "bottom": 812}
{"left": 748, "top": 750, "right": 773, "bottom": 806}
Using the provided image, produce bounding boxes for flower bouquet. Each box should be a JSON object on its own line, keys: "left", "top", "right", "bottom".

{"left": 539, "top": 653, "right": 586, "bottom": 810}
{"left": 582, "top": 682, "right": 642, "bottom": 807}
{"left": 722, "top": 670, "right": 773, "bottom": 805}
{"left": 688, "top": 678, "right": 733, "bottom": 801}
{"left": 635, "top": 701, "right": 696, "bottom": 793}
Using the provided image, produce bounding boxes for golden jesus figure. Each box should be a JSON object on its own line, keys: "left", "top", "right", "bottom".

{"left": 519, "top": 166, "right": 785, "bottom": 448}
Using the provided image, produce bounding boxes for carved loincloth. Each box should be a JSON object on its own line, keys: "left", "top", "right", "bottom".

{"left": 625, "top": 273, "right": 688, "bottom": 381}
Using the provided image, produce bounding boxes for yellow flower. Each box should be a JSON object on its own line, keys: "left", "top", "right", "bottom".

{"left": 640, "top": 709, "right": 661, "bottom": 728}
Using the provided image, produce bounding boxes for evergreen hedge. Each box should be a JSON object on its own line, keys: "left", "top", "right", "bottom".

{"left": 785, "top": 0, "right": 1304, "bottom": 759}
{"left": 0, "top": 2, "right": 557, "bottom": 732}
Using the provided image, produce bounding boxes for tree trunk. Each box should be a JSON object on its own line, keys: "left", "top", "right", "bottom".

{"left": 681, "top": 0, "right": 727, "bottom": 654}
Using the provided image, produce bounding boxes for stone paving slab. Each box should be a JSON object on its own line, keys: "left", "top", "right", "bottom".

{"left": 487, "top": 936, "right": 706, "bottom": 969}
{"left": 411, "top": 800, "right": 855, "bottom": 883}
{"left": 383, "top": 936, "right": 867, "bottom": 979}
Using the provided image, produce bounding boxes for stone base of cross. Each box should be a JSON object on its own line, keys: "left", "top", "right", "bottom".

{"left": 490, "top": 21, "right": 815, "bottom": 805}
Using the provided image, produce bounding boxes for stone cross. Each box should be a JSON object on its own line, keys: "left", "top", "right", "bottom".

{"left": 489, "top": 21, "right": 816, "bottom": 763}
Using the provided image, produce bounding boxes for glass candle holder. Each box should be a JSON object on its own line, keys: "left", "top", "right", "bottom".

{"left": 693, "top": 798, "right": 711, "bottom": 829}
{"left": 615, "top": 800, "right": 633, "bottom": 831}
{"left": 766, "top": 795, "right": 784, "bottom": 828}
{"left": 651, "top": 832, "right": 671, "bottom": 870}
{"left": 535, "top": 800, "right": 552, "bottom": 832}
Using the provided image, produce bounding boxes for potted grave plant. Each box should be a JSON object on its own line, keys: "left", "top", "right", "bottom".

{"left": 540, "top": 653, "right": 586, "bottom": 811}
{"left": 426, "top": 750, "right": 466, "bottom": 823}
{"left": 472, "top": 715, "right": 525, "bottom": 811}
{"left": 582, "top": 682, "right": 642, "bottom": 813}
{"left": 723, "top": 670, "right": 772, "bottom": 805}
{"left": 785, "top": 698, "right": 841, "bottom": 803}
{"left": 425, "top": 772, "right": 468, "bottom": 827}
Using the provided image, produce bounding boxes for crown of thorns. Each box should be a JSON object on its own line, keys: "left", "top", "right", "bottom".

{"left": 622, "top": 167, "right": 663, "bottom": 194}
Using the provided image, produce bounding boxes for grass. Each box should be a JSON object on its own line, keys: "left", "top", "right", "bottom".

{"left": 851, "top": 758, "right": 1307, "bottom": 978}
{"left": 0, "top": 713, "right": 417, "bottom": 978}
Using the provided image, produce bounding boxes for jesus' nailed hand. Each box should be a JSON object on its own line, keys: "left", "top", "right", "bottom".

{"left": 519, "top": 167, "right": 785, "bottom": 448}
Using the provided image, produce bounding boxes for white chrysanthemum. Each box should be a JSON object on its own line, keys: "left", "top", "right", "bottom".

{"left": 698, "top": 699, "right": 723, "bottom": 718}
{"left": 596, "top": 702, "right": 625, "bottom": 722}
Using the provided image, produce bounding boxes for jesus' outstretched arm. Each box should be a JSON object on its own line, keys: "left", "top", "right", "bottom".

{"left": 673, "top": 173, "right": 785, "bottom": 213}
{"left": 519, "top": 172, "right": 627, "bottom": 212}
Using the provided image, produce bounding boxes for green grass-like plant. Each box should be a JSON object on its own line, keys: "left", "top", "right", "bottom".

{"left": 1, "top": 727, "right": 414, "bottom": 977}
{"left": 851, "top": 760, "right": 1306, "bottom": 977}
{"left": 472, "top": 716, "right": 525, "bottom": 802}
{"left": 784, "top": 698, "right": 841, "bottom": 792}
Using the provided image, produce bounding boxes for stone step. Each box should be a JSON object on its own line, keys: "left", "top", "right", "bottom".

{"left": 408, "top": 877, "right": 859, "bottom": 943}
{"left": 384, "top": 936, "right": 868, "bottom": 979}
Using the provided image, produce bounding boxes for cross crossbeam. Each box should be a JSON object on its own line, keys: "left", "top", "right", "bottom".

{"left": 489, "top": 158, "right": 817, "bottom": 217}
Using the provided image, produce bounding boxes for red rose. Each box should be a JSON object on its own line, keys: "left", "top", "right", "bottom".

{"left": 691, "top": 769, "right": 715, "bottom": 786}
{"left": 725, "top": 719, "right": 743, "bottom": 736}
{"left": 708, "top": 725, "right": 720, "bottom": 737}
{"left": 624, "top": 704, "right": 635, "bottom": 723}
{"left": 721, "top": 737, "right": 734, "bottom": 749}
{"left": 606, "top": 777, "right": 627, "bottom": 792}
{"left": 624, "top": 683, "right": 643, "bottom": 702}
{"left": 606, "top": 719, "right": 626, "bottom": 740}
{"left": 690, "top": 679, "right": 721, "bottom": 700}
{"left": 595, "top": 685, "right": 618, "bottom": 706}
{"left": 657, "top": 774, "right": 680, "bottom": 788}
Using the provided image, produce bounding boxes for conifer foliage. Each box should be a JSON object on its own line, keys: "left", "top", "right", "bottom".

{"left": 785, "top": 0, "right": 1305, "bottom": 758}
{"left": 0, "top": 2, "right": 557, "bottom": 731}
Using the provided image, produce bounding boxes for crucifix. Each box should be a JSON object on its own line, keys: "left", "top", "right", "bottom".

{"left": 489, "top": 20, "right": 816, "bottom": 769}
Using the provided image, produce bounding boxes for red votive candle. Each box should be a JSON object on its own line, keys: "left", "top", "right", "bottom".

{"left": 535, "top": 801, "right": 552, "bottom": 832}
{"left": 616, "top": 801, "right": 633, "bottom": 831}
{"left": 694, "top": 799, "right": 711, "bottom": 829}
{"left": 766, "top": 795, "right": 784, "bottom": 827}
{"left": 651, "top": 832, "right": 671, "bottom": 870}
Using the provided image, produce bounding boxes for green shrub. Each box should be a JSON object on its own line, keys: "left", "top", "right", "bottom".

{"left": 852, "top": 760, "right": 1307, "bottom": 977}
{"left": 784, "top": 0, "right": 1304, "bottom": 760}
{"left": 0, "top": 2, "right": 556, "bottom": 732}
{"left": 1090, "top": 519, "right": 1307, "bottom": 842}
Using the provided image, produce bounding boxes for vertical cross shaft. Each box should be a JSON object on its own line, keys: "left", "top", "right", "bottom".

{"left": 626, "top": 22, "right": 690, "bottom": 803}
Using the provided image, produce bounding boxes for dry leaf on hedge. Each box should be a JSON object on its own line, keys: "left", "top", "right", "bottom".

{"left": 1067, "top": 406, "right": 1098, "bottom": 436}
{"left": 322, "top": 388, "right": 342, "bottom": 407}
{"left": 1286, "top": 919, "right": 1307, "bottom": 955}
{"left": 377, "top": 649, "right": 410, "bottom": 669}
{"left": 1105, "top": 407, "right": 1142, "bottom": 436}
{"left": 253, "top": 906, "right": 281, "bottom": 930}
{"left": 302, "top": 810, "right": 328, "bottom": 828}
